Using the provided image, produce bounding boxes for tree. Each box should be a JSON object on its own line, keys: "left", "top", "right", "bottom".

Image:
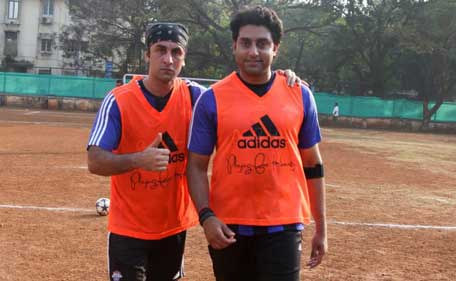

{"left": 396, "top": 0, "right": 456, "bottom": 127}
{"left": 160, "top": 0, "right": 254, "bottom": 78}
{"left": 162, "top": 0, "right": 337, "bottom": 79}
{"left": 62, "top": 0, "right": 337, "bottom": 79}
{"left": 61, "top": 0, "right": 163, "bottom": 76}
{"left": 320, "top": 0, "right": 403, "bottom": 96}
{"left": 273, "top": 0, "right": 340, "bottom": 88}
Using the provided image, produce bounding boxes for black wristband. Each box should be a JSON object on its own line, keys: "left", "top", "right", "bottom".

{"left": 304, "top": 164, "right": 324, "bottom": 179}
{"left": 198, "top": 207, "right": 215, "bottom": 226}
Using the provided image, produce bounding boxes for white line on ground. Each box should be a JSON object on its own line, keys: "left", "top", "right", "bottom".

{"left": 31, "top": 111, "right": 94, "bottom": 117}
{"left": 0, "top": 204, "right": 92, "bottom": 213}
{"left": 330, "top": 221, "right": 456, "bottom": 231}
{"left": 1, "top": 108, "right": 94, "bottom": 117}
{"left": 0, "top": 120, "right": 90, "bottom": 126}
{"left": 23, "top": 111, "right": 41, "bottom": 115}
{"left": 1, "top": 204, "right": 455, "bottom": 230}
{"left": 54, "top": 166, "right": 87, "bottom": 169}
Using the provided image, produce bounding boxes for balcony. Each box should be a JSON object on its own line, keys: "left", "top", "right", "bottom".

{"left": 41, "top": 16, "right": 53, "bottom": 25}
{"left": 4, "top": 19, "right": 20, "bottom": 26}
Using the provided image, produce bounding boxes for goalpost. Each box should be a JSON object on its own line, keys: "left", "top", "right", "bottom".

{"left": 122, "top": 73, "right": 219, "bottom": 87}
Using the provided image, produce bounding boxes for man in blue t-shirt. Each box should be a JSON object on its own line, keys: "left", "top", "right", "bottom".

{"left": 187, "top": 6, "right": 327, "bottom": 281}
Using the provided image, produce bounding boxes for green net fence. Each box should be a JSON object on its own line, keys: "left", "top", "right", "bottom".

{"left": 315, "top": 92, "right": 456, "bottom": 122}
{"left": 0, "top": 72, "right": 115, "bottom": 99}
{"left": 0, "top": 72, "right": 455, "bottom": 122}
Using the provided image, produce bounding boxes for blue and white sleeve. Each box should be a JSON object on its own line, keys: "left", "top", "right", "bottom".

{"left": 298, "top": 85, "right": 322, "bottom": 149}
{"left": 188, "top": 89, "right": 217, "bottom": 155}
{"left": 87, "top": 93, "right": 122, "bottom": 151}
{"left": 187, "top": 80, "right": 207, "bottom": 107}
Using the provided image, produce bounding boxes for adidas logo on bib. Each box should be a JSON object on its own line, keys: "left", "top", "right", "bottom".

{"left": 158, "top": 132, "right": 185, "bottom": 163}
{"left": 237, "top": 115, "right": 286, "bottom": 149}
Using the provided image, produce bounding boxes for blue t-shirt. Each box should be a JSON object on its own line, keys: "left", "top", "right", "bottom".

{"left": 188, "top": 75, "right": 321, "bottom": 236}
{"left": 87, "top": 79, "right": 206, "bottom": 151}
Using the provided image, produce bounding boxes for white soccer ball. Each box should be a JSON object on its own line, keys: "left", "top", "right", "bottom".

{"left": 95, "top": 198, "right": 110, "bottom": 216}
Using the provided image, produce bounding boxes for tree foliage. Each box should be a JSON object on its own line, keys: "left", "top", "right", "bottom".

{"left": 394, "top": 0, "right": 456, "bottom": 125}
{"left": 62, "top": 0, "right": 164, "bottom": 74}
{"left": 61, "top": 0, "right": 456, "bottom": 123}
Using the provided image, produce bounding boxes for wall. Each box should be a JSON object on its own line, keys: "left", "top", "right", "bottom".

{"left": 1, "top": 94, "right": 102, "bottom": 112}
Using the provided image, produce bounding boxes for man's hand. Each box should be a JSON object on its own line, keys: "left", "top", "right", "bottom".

{"left": 277, "top": 69, "right": 309, "bottom": 87}
{"left": 202, "top": 216, "right": 236, "bottom": 249}
{"left": 307, "top": 231, "right": 328, "bottom": 269}
{"left": 139, "top": 133, "right": 170, "bottom": 171}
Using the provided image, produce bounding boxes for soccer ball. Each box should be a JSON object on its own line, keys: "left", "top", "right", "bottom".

{"left": 95, "top": 198, "right": 110, "bottom": 216}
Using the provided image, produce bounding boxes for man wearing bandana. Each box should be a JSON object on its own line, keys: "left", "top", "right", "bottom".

{"left": 88, "top": 22, "right": 201, "bottom": 281}
{"left": 87, "top": 22, "right": 302, "bottom": 281}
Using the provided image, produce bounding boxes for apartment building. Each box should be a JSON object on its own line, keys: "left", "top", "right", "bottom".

{"left": 0, "top": 0, "right": 72, "bottom": 74}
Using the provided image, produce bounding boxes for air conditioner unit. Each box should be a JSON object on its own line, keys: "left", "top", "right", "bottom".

{"left": 5, "top": 19, "right": 19, "bottom": 25}
{"left": 41, "top": 16, "right": 53, "bottom": 24}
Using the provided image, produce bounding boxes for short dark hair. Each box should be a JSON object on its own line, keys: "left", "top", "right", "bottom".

{"left": 230, "top": 6, "right": 283, "bottom": 45}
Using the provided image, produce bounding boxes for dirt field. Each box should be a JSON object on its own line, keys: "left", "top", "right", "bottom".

{"left": 0, "top": 107, "right": 455, "bottom": 281}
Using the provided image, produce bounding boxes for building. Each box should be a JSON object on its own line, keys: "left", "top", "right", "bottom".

{"left": 0, "top": 0, "right": 72, "bottom": 74}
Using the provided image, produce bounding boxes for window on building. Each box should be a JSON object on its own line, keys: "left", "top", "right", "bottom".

{"left": 62, "top": 69, "right": 77, "bottom": 76}
{"left": 41, "top": 39, "right": 52, "bottom": 53}
{"left": 66, "top": 40, "right": 89, "bottom": 54}
{"left": 66, "top": 40, "right": 77, "bottom": 53}
{"left": 42, "top": 0, "right": 54, "bottom": 16}
{"left": 4, "top": 31, "right": 18, "bottom": 57}
{"left": 38, "top": 68, "right": 52, "bottom": 74}
{"left": 8, "top": 0, "right": 20, "bottom": 19}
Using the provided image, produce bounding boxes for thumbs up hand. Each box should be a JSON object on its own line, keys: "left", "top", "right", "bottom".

{"left": 139, "top": 133, "right": 170, "bottom": 171}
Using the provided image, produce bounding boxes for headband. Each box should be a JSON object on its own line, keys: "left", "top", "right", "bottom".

{"left": 145, "top": 22, "right": 189, "bottom": 48}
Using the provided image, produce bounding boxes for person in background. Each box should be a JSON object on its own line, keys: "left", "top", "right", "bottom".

{"left": 332, "top": 102, "right": 339, "bottom": 121}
